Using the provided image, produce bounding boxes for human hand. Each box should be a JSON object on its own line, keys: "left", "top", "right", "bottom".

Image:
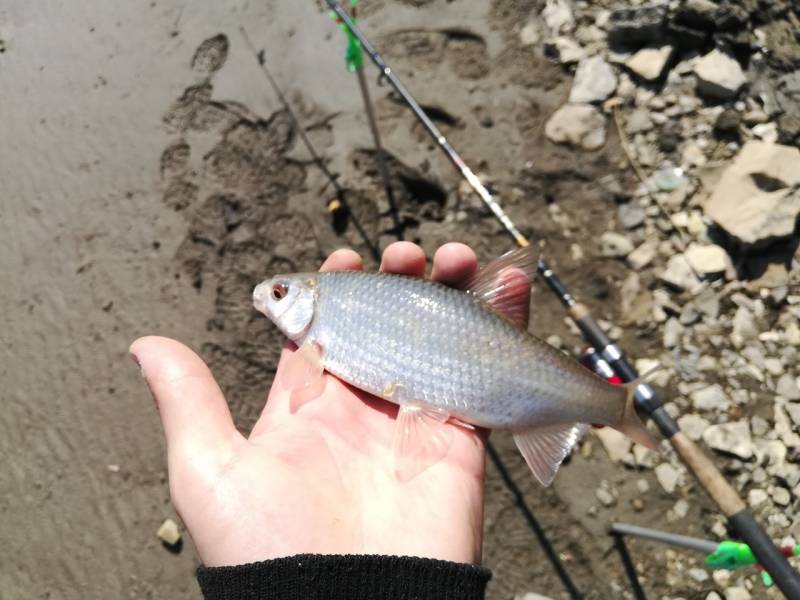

{"left": 130, "top": 241, "right": 529, "bottom": 568}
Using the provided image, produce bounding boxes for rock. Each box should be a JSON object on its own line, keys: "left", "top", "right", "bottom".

{"left": 596, "top": 486, "right": 616, "bottom": 506}
{"left": 598, "top": 173, "right": 629, "bottom": 200}
{"left": 600, "top": 231, "right": 633, "bottom": 257}
{"left": 694, "top": 288, "right": 720, "bottom": 319}
{"left": 674, "top": 498, "right": 689, "bottom": 517}
{"left": 678, "top": 414, "right": 710, "bottom": 441}
{"left": 751, "top": 415, "right": 770, "bottom": 436}
{"left": 771, "top": 487, "right": 791, "bottom": 506}
{"left": 608, "top": 4, "right": 667, "bottom": 45}
{"left": 752, "top": 122, "right": 778, "bottom": 143}
{"left": 625, "top": 108, "right": 654, "bottom": 134}
{"left": 655, "top": 462, "right": 680, "bottom": 493}
{"left": 519, "top": 22, "right": 541, "bottom": 46}
{"left": 545, "top": 104, "right": 606, "bottom": 150}
{"left": 594, "top": 427, "right": 632, "bottom": 463}
{"left": 704, "top": 141, "right": 800, "bottom": 245}
{"left": 688, "top": 567, "right": 709, "bottom": 582}
{"left": 545, "top": 36, "right": 586, "bottom": 64}
{"left": 777, "top": 373, "right": 800, "bottom": 400}
{"left": 569, "top": 56, "right": 617, "bottom": 104}
{"left": 703, "top": 421, "right": 753, "bottom": 459}
{"left": 723, "top": 586, "right": 751, "bottom": 600}
{"left": 764, "top": 357, "right": 783, "bottom": 376}
{"left": 782, "top": 403, "right": 800, "bottom": 428}
{"left": 679, "top": 302, "right": 700, "bottom": 325}
{"left": 694, "top": 49, "right": 746, "bottom": 100}
{"left": 625, "top": 45, "right": 674, "bottom": 81}
{"left": 684, "top": 243, "right": 730, "bottom": 276}
{"left": 618, "top": 203, "right": 646, "bottom": 229}
{"left": 731, "top": 306, "right": 757, "bottom": 348}
{"left": 157, "top": 518, "right": 181, "bottom": 545}
{"left": 682, "top": 142, "right": 707, "bottom": 168}
{"left": 675, "top": 0, "right": 717, "bottom": 30}
{"left": 706, "top": 593, "right": 723, "bottom": 600}
{"left": 663, "top": 317, "right": 683, "bottom": 348}
{"left": 652, "top": 163, "right": 688, "bottom": 192}
{"left": 778, "top": 113, "right": 800, "bottom": 145}
{"left": 627, "top": 240, "right": 658, "bottom": 270}
{"left": 515, "top": 594, "right": 555, "bottom": 600}
{"left": 748, "top": 488, "right": 769, "bottom": 507}
{"left": 659, "top": 254, "right": 702, "bottom": 293}
{"left": 691, "top": 384, "right": 730, "bottom": 412}
{"left": 715, "top": 109, "right": 742, "bottom": 133}
{"left": 753, "top": 439, "right": 786, "bottom": 471}
{"left": 542, "top": 0, "right": 574, "bottom": 34}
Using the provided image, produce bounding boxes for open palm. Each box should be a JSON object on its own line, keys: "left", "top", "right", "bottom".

{"left": 131, "top": 242, "right": 529, "bottom": 567}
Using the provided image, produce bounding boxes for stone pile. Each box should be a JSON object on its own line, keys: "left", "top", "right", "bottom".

{"left": 529, "top": 0, "right": 800, "bottom": 597}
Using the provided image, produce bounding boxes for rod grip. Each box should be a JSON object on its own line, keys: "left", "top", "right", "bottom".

{"left": 670, "top": 432, "right": 745, "bottom": 516}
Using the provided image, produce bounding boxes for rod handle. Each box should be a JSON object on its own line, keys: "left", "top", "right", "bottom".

{"left": 670, "top": 432, "right": 745, "bottom": 516}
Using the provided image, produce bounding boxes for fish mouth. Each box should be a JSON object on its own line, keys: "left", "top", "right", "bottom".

{"left": 252, "top": 280, "right": 272, "bottom": 315}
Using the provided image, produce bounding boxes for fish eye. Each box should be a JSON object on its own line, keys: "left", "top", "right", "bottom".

{"left": 271, "top": 283, "right": 288, "bottom": 301}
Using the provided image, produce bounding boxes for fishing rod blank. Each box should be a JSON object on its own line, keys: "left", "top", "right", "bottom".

{"left": 610, "top": 523, "right": 717, "bottom": 555}
{"left": 538, "top": 260, "right": 800, "bottom": 598}
{"left": 325, "top": 0, "right": 528, "bottom": 248}
{"left": 239, "top": 26, "right": 381, "bottom": 263}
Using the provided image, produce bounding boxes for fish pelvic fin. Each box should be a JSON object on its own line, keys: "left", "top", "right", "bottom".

{"left": 513, "top": 422, "right": 589, "bottom": 486}
{"left": 392, "top": 405, "right": 454, "bottom": 482}
{"left": 615, "top": 365, "right": 663, "bottom": 450}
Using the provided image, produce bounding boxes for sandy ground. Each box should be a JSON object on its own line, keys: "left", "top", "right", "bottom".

{"left": 1, "top": 1, "right": 737, "bottom": 598}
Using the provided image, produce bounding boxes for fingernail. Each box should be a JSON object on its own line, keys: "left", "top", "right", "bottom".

{"left": 129, "top": 352, "right": 146, "bottom": 380}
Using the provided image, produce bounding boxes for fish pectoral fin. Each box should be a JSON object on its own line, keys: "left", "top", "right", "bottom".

{"left": 392, "top": 405, "right": 453, "bottom": 482}
{"left": 513, "top": 422, "right": 589, "bottom": 487}
{"left": 280, "top": 342, "right": 326, "bottom": 412}
{"left": 281, "top": 341, "right": 324, "bottom": 390}
{"left": 464, "top": 246, "right": 538, "bottom": 329}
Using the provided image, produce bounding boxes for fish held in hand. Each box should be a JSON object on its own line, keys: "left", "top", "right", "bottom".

{"left": 253, "top": 247, "right": 654, "bottom": 485}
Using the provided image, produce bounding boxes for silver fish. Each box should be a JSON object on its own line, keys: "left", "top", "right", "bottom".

{"left": 253, "top": 248, "right": 653, "bottom": 485}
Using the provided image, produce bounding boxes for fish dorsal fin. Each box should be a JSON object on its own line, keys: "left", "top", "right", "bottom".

{"left": 465, "top": 246, "right": 538, "bottom": 329}
{"left": 513, "top": 422, "right": 589, "bottom": 486}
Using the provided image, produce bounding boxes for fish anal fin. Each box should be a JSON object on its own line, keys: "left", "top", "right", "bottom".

{"left": 392, "top": 405, "right": 453, "bottom": 482}
{"left": 513, "top": 422, "right": 589, "bottom": 486}
{"left": 464, "top": 246, "right": 538, "bottom": 329}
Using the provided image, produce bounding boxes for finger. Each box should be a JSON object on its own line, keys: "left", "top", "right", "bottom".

{"left": 430, "top": 243, "right": 478, "bottom": 288}
{"left": 129, "top": 336, "right": 241, "bottom": 461}
{"left": 320, "top": 248, "right": 363, "bottom": 272}
{"left": 380, "top": 241, "right": 426, "bottom": 277}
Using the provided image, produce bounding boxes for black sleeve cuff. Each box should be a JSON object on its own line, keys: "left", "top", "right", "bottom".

{"left": 197, "top": 553, "right": 491, "bottom": 600}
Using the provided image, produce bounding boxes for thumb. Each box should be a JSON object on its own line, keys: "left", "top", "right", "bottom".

{"left": 130, "top": 336, "right": 240, "bottom": 463}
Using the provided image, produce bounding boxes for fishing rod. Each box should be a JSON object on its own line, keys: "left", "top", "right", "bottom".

{"left": 323, "top": 5, "right": 582, "bottom": 597}
{"left": 539, "top": 261, "right": 800, "bottom": 598}
{"left": 332, "top": 2, "right": 404, "bottom": 239}
{"left": 325, "top": 0, "right": 528, "bottom": 248}
{"left": 239, "top": 26, "right": 381, "bottom": 263}
{"left": 323, "top": 4, "right": 800, "bottom": 596}
{"left": 611, "top": 522, "right": 800, "bottom": 589}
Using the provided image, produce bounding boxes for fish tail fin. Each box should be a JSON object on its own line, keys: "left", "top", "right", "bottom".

{"left": 614, "top": 365, "right": 662, "bottom": 450}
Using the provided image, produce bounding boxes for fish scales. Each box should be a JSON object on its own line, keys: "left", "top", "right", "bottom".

{"left": 309, "top": 271, "right": 621, "bottom": 429}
